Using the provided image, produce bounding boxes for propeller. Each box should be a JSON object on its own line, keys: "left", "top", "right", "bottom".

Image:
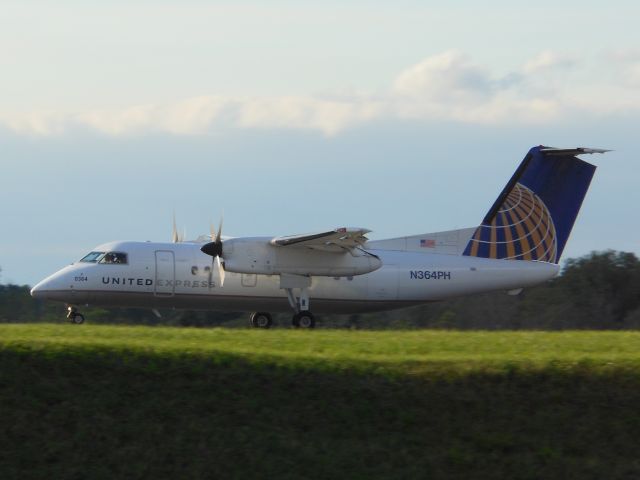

{"left": 201, "top": 217, "right": 225, "bottom": 287}
{"left": 171, "top": 213, "right": 185, "bottom": 243}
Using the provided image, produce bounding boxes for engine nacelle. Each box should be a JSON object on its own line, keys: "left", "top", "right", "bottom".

{"left": 222, "top": 237, "right": 381, "bottom": 276}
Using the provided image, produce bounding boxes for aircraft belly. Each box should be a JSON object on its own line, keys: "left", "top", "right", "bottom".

{"left": 86, "top": 290, "right": 416, "bottom": 314}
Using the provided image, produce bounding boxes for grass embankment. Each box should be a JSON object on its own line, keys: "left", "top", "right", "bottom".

{"left": 1, "top": 325, "right": 640, "bottom": 479}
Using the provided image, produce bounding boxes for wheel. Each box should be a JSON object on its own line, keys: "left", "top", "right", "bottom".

{"left": 250, "top": 312, "right": 272, "bottom": 329}
{"left": 71, "top": 313, "right": 85, "bottom": 325}
{"left": 251, "top": 312, "right": 272, "bottom": 329}
{"left": 292, "top": 311, "right": 315, "bottom": 329}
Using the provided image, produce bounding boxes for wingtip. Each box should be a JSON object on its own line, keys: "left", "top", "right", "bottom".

{"left": 335, "top": 227, "right": 372, "bottom": 234}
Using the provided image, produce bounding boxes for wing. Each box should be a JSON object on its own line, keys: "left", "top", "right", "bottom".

{"left": 270, "top": 227, "right": 372, "bottom": 253}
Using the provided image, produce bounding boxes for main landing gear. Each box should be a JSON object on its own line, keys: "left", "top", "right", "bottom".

{"left": 66, "top": 306, "right": 85, "bottom": 325}
{"left": 248, "top": 308, "right": 316, "bottom": 329}
{"left": 250, "top": 312, "right": 273, "bottom": 329}
{"left": 249, "top": 274, "right": 316, "bottom": 329}
{"left": 292, "top": 310, "right": 315, "bottom": 329}
{"left": 285, "top": 285, "right": 315, "bottom": 329}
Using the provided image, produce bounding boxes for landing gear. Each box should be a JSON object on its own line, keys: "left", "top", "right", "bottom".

{"left": 284, "top": 284, "right": 316, "bottom": 329}
{"left": 248, "top": 275, "right": 318, "bottom": 329}
{"left": 66, "top": 306, "right": 85, "bottom": 325}
{"left": 292, "top": 310, "right": 315, "bottom": 329}
{"left": 250, "top": 312, "right": 273, "bottom": 329}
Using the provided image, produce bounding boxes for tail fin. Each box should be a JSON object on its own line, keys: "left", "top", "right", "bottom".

{"left": 463, "top": 146, "right": 607, "bottom": 264}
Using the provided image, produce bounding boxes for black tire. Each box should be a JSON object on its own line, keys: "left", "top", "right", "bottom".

{"left": 250, "top": 312, "right": 272, "bottom": 329}
{"left": 71, "top": 314, "right": 85, "bottom": 325}
{"left": 292, "top": 311, "right": 315, "bottom": 329}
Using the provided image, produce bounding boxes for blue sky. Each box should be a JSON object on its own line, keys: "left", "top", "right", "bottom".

{"left": 1, "top": 1, "right": 639, "bottom": 285}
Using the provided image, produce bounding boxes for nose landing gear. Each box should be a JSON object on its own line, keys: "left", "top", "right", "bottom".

{"left": 66, "top": 306, "right": 85, "bottom": 325}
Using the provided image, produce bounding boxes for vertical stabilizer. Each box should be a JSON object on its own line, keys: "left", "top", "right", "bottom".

{"left": 462, "top": 146, "right": 606, "bottom": 264}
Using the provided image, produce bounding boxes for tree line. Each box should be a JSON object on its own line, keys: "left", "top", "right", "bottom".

{"left": 2, "top": 250, "right": 640, "bottom": 329}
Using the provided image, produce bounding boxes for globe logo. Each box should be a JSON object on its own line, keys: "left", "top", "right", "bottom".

{"left": 466, "top": 183, "right": 557, "bottom": 263}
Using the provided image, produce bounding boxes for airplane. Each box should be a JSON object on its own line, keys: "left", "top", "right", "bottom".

{"left": 30, "top": 145, "right": 608, "bottom": 328}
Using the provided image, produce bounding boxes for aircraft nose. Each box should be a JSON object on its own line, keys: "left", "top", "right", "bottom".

{"left": 30, "top": 271, "right": 66, "bottom": 300}
{"left": 30, "top": 267, "right": 88, "bottom": 303}
{"left": 30, "top": 279, "right": 49, "bottom": 299}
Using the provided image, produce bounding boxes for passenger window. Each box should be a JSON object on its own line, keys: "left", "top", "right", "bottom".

{"left": 100, "top": 252, "right": 128, "bottom": 265}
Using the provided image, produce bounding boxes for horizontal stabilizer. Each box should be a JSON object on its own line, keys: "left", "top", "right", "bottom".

{"left": 540, "top": 147, "right": 611, "bottom": 156}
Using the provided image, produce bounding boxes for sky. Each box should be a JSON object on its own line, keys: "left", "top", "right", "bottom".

{"left": 1, "top": 1, "right": 640, "bottom": 285}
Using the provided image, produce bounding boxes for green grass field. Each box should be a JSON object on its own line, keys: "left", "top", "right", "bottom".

{"left": 1, "top": 325, "right": 640, "bottom": 479}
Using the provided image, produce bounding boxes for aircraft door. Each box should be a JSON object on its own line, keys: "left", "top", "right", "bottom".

{"left": 155, "top": 250, "right": 175, "bottom": 297}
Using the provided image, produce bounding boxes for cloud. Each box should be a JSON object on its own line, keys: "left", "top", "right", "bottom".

{"left": 390, "top": 50, "right": 563, "bottom": 124}
{"left": 605, "top": 48, "right": 640, "bottom": 63}
{"left": 77, "top": 97, "right": 235, "bottom": 136}
{"left": 2, "top": 49, "right": 637, "bottom": 137}
{"left": 522, "top": 51, "right": 576, "bottom": 74}
{"left": 604, "top": 49, "right": 640, "bottom": 87}
{"left": 393, "top": 50, "right": 494, "bottom": 99}
{"left": 629, "top": 64, "right": 640, "bottom": 85}
{"left": 235, "top": 96, "right": 383, "bottom": 135}
{"left": 2, "top": 95, "right": 384, "bottom": 137}
{"left": 4, "top": 111, "right": 70, "bottom": 136}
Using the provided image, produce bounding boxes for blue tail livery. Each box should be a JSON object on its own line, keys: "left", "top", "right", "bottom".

{"left": 463, "top": 146, "right": 609, "bottom": 264}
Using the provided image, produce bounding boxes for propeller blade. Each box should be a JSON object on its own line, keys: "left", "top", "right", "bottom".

{"left": 202, "top": 214, "right": 225, "bottom": 288}
{"left": 215, "top": 214, "right": 223, "bottom": 244}
{"left": 201, "top": 215, "right": 224, "bottom": 257}
{"left": 172, "top": 213, "right": 179, "bottom": 243}
{"left": 214, "top": 255, "right": 225, "bottom": 287}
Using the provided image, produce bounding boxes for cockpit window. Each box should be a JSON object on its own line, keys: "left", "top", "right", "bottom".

{"left": 99, "top": 252, "right": 128, "bottom": 265}
{"left": 80, "top": 251, "right": 105, "bottom": 263}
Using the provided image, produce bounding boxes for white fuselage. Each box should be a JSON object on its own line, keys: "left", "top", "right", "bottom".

{"left": 31, "top": 240, "right": 559, "bottom": 314}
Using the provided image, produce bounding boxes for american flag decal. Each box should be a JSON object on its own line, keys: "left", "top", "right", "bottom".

{"left": 420, "top": 239, "right": 436, "bottom": 248}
